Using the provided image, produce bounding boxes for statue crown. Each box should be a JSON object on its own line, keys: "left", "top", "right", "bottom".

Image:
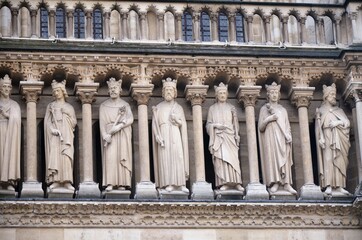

{"left": 0, "top": 74, "right": 12, "bottom": 86}
{"left": 162, "top": 77, "right": 177, "bottom": 89}
{"left": 107, "top": 77, "right": 122, "bottom": 88}
{"left": 265, "top": 82, "right": 281, "bottom": 92}
{"left": 214, "top": 82, "right": 228, "bottom": 93}
{"left": 51, "top": 80, "right": 68, "bottom": 97}
{"left": 322, "top": 83, "right": 336, "bottom": 99}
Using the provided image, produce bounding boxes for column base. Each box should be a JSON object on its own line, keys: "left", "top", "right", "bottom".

{"left": 214, "top": 189, "right": 244, "bottom": 200}
{"left": 191, "top": 181, "right": 214, "bottom": 200}
{"left": 298, "top": 184, "right": 324, "bottom": 200}
{"left": 158, "top": 189, "right": 189, "bottom": 200}
{"left": 134, "top": 181, "right": 158, "bottom": 199}
{"left": 76, "top": 182, "right": 101, "bottom": 199}
{"left": 103, "top": 189, "right": 131, "bottom": 199}
{"left": 0, "top": 189, "right": 17, "bottom": 198}
{"left": 245, "top": 183, "right": 269, "bottom": 200}
{"left": 20, "top": 182, "right": 44, "bottom": 198}
{"left": 47, "top": 187, "right": 74, "bottom": 199}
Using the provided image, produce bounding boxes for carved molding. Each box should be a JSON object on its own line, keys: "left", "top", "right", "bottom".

{"left": 236, "top": 85, "right": 261, "bottom": 107}
{"left": 131, "top": 84, "right": 154, "bottom": 105}
{"left": 290, "top": 87, "right": 315, "bottom": 108}
{"left": 0, "top": 201, "right": 360, "bottom": 228}
{"left": 185, "top": 85, "right": 209, "bottom": 106}
{"left": 19, "top": 81, "right": 44, "bottom": 103}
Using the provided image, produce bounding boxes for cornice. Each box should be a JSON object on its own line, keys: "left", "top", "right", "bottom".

{"left": 0, "top": 201, "right": 360, "bottom": 228}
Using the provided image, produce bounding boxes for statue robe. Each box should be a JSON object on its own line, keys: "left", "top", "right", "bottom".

{"left": 258, "top": 104, "right": 293, "bottom": 187}
{"left": 316, "top": 105, "right": 350, "bottom": 188}
{"left": 206, "top": 102, "right": 242, "bottom": 187}
{"left": 0, "top": 99, "right": 21, "bottom": 184}
{"left": 100, "top": 99, "right": 133, "bottom": 187}
{"left": 152, "top": 101, "right": 189, "bottom": 188}
{"left": 44, "top": 101, "right": 77, "bottom": 184}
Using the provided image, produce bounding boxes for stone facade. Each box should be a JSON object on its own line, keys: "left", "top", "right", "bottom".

{"left": 0, "top": 0, "right": 362, "bottom": 239}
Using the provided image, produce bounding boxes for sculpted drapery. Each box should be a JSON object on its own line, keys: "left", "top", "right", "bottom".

{"left": 100, "top": 78, "right": 133, "bottom": 191}
{"left": 206, "top": 83, "right": 243, "bottom": 191}
{"left": 0, "top": 75, "right": 21, "bottom": 189}
{"left": 152, "top": 78, "right": 189, "bottom": 192}
{"left": 316, "top": 83, "right": 351, "bottom": 195}
{"left": 258, "top": 82, "right": 296, "bottom": 194}
{"left": 44, "top": 80, "right": 77, "bottom": 190}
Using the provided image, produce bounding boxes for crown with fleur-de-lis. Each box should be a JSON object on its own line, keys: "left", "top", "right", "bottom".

{"left": 0, "top": 74, "right": 12, "bottom": 86}
{"left": 162, "top": 77, "right": 177, "bottom": 89}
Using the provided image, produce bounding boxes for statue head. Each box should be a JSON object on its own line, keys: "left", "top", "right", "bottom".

{"left": 214, "top": 82, "right": 228, "bottom": 102}
{"left": 266, "top": 82, "right": 281, "bottom": 103}
{"left": 0, "top": 74, "right": 12, "bottom": 98}
{"left": 51, "top": 80, "right": 68, "bottom": 98}
{"left": 107, "top": 77, "right": 122, "bottom": 99}
{"left": 162, "top": 77, "right": 177, "bottom": 101}
{"left": 323, "top": 83, "right": 337, "bottom": 105}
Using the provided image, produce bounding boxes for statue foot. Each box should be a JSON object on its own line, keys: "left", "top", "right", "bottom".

{"left": 325, "top": 186, "right": 332, "bottom": 195}
{"left": 180, "top": 186, "right": 189, "bottom": 193}
{"left": 7, "top": 185, "right": 15, "bottom": 191}
{"left": 284, "top": 184, "right": 297, "bottom": 195}
{"left": 49, "top": 182, "right": 60, "bottom": 190}
{"left": 64, "top": 183, "right": 75, "bottom": 191}
{"left": 117, "top": 186, "right": 126, "bottom": 190}
{"left": 165, "top": 185, "right": 174, "bottom": 192}
{"left": 219, "top": 185, "right": 228, "bottom": 191}
{"left": 336, "top": 187, "right": 351, "bottom": 195}
{"left": 105, "top": 185, "right": 113, "bottom": 192}
{"left": 235, "top": 184, "right": 244, "bottom": 192}
{"left": 270, "top": 183, "right": 279, "bottom": 193}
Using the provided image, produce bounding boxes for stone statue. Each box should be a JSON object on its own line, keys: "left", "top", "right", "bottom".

{"left": 316, "top": 83, "right": 351, "bottom": 196}
{"left": 100, "top": 78, "right": 133, "bottom": 192}
{"left": 152, "top": 78, "right": 189, "bottom": 193}
{"left": 0, "top": 75, "right": 21, "bottom": 191}
{"left": 206, "top": 83, "right": 244, "bottom": 192}
{"left": 258, "top": 82, "right": 297, "bottom": 195}
{"left": 44, "top": 80, "right": 77, "bottom": 191}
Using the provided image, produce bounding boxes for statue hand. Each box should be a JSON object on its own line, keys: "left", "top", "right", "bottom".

{"left": 0, "top": 107, "right": 9, "bottom": 118}
{"left": 156, "top": 135, "right": 165, "bottom": 147}
{"left": 268, "top": 114, "right": 278, "bottom": 122}
{"left": 110, "top": 123, "right": 123, "bottom": 135}
{"left": 319, "top": 139, "right": 325, "bottom": 149}
{"left": 103, "top": 134, "right": 112, "bottom": 144}
{"left": 285, "top": 135, "right": 292, "bottom": 143}
{"left": 51, "top": 128, "right": 61, "bottom": 136}
{"left": 329, "top": 120, "right": 343, "bottom": 128}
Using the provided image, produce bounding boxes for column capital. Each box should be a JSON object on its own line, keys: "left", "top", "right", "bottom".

{"left": 20, "top": 81, "right": 44, "bottom": 103}
{"left": 264, "top": 15, "right": 271, "bottom": 23}
{"left": 289, "top": 87, "right": 315, "bottom": 108}
{"left": 49, "top": 10, "right": 55, "bottom": 17}
{"left": 300, "top": 17, "right": 306, "bottom": 24}
{"left": 185, "top": 85, "right": 209, "bottom": 106}
{"left": 67, "top": 10, "right": 74, "bottom": 18}
{"left": 74, "top": 82, "right": 99, "bottom": 104}
{"left": 131, "top": 84, "right": 154, "bottom": 105}
{"left": 30, "top": 9, "right": 37, "bottom": 17}
{"left": 11, "top": 8, "right": 18, "bottom": 15}
{"left": 236, "top": 85, "right": 261, "bottom": 107}
{"left": 343, "top": 82, "right": 362, "bottom": 104}
{"left": 103, "top": 11, "right": 110, "bottom": 18}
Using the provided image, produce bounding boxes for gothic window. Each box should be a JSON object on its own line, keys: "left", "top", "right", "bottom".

{"left": 252, "top": 14, "right": 265, "bottom": 43}
{"left": 182, "top": 11, "right": 193, "bottom": 41}
{"left": 200, "top": 11, "right": 211, "bottom": 41}
{"left": 40, "top": 7, "right": 48, "bottom": 38}
{"left": 288, "top": 15, "right": 299, "bottom": 44}
{"left": 270, "top": 14, "right": 281, "bottom": 43}
{"left": 128, "top": 10, "right": 140, "bottom": 40}
{"left": 19, "top": 7, "right": 31, "bottom": 37}
{"left": 321, "top": 16, "right": 334, "bottom": 45}
{"left": 164, "top": 11, "right": 175, "bottom": 41}
{"left": 74, "top": 8, "right": 85, "bottom": 39}
{"left": 218, "top": 12, "right": 228, "bottom": 42}
{"left": 147, "top": 11, "right": 157, "bottom": 40}
{"left": 235, "top": 12, "right": 245, "bottom": 42}
{"left": 56, "top": 6, "right": 66, "bottom": 38}
{"left": 306, "top": 15, "right": 317, "bottom": 44}
{"left": 110, "top": 10, "right": 121, "bottom": 40}
{"left": 93, "top": 8, "right": 103, "bottom": 39}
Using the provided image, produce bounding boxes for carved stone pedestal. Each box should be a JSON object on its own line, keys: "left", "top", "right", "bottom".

{"left": 47, "top": 188, "right": 74, "bottom": 199}
{"left": 214, "top": 190, "right": 244, "bottom": 200}
{"left": 269, "top": 190, "right": 297, "bottom": 200}
{"left": 245, "top": 183, "right": 269, "bottom": 200}
{"left": 21, "top": 182, "right": 44, "bottom": 198}
{"left": 0, "top": 189, "right": 17, "bottom": 198}
{"left": 135, "top": 181, "right": 158, "bottom": 199}
{"left": 103, "top": 190, "right": 131, "bottom": 199}
{"left": 324, "top": 191, "right": 354, "bottom": 201}
{"left": 191, "top": 181, "right": 214, "bottom": 200}
{"left": 76, "top": 182, "right": 101, "bottom": 199}
{"left": 299, "top": 184, "right": 324, "bottom": 200}
{"left": 158, "top": 189, "right": 189, "bottom": 200}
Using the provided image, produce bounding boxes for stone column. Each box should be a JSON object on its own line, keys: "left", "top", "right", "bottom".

{"left": 157, "top": 13, "right": 164, "bottom": 41}
{"left": 67, "top": 10, "right": 74, "bottom": 38}
{"left": 30, "top": 9, "right": 37, "bottom": 38}
{"left": 350, "top": 13, "right": 361, "bottom": 43}
{"left": 300, "top": 17, "right": 306, "bottom": 45}
{"left": 193, "top": 13, "right": 200, "bottom": 42}
{"left": 20, "top": 81, "right": 44, "bottom": 198}
{"left": 318, "top": 17, "right": 326, "bottom": 45}
{"left": 103, "top": 12, "right": 111, "bottom": 40}
{"left": 315, "top": 18, "right": 321, "bottom": 44}
{"left": 175, "top": 13, "right": 182, "bottom": 41}
{"left": 139, "top": 12, "right": 147, "bottom": 40}
{"left": 211, "top": 13, "right": 218, "bottom": 42}
{"left": 86, "top": 11, "right": 92, "bottom": 39}
{"left": 290, "top": 87, "right": 324, "bottom": 200}
{"left": 344, "top": 82, "right": 362, "bottom": 198}
{"left": 121, "top": 11, "right": 128, "bottom": 40}
{"left": 49, "top": 10, "right": 55, "bottom": 38}
{"left": 229, "top": 14, "right": 236, "bottom": 42}
{"left": 75, "top": 83, "right": 101, "bottom": 198}
{"left": 282, "top": 16, "right": 288, "bottom": 44}
{"left": 265, "top": 16, "right": 271, "bottom": 44}
{"left": 335, "top": 17, "right": 341, "bottom": 45}
{"left": 185, "top": 85, "right": 214, "bottom": 200}
{"left": 11, "top": 8, "right": 18, "bottom": 37}
{"left": 131, "top": 84, "right": 158, "bottom": 199}
{"left": 236, "top": 85, "right": 269, "bottom": 200}
{"left": 246, "top": 15, "right": 253, "bottom": 43}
